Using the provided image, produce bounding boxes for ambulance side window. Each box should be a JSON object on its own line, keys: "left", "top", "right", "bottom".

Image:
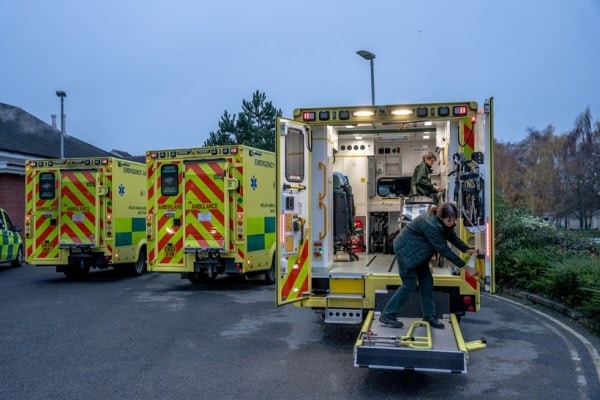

{"left": 2, "top": 211, "right": 15, "bottom": 231}
{"left": 39, "top": 172, "right": 56, "bottom": 200}
{"left": 161, "top": 164, "right": 179, "bottom": 196}
{"left": 285, "top": 127, "right": 304, "bottom": 183}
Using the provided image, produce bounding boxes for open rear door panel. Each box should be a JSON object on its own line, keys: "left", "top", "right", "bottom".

{"left": 276, "top": 118, "right": 312, "bottom": 306}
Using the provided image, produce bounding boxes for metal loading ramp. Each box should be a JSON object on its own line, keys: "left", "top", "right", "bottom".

{"left": 353, "top": 290, "right": 485, "bottom": 373}
{"left": 354, "top": 312, "right": 467, "bottom": 373}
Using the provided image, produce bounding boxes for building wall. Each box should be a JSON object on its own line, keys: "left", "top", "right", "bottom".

{"left": 0, "top": 174, "right": 25, "bottom": 232}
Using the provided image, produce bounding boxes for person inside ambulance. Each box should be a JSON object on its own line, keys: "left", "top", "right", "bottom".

{"left": 410, "top": 152, "right": 444, "bottom": 203}
{"left": 379, "top": 203, "right": 478, "bottom": 329}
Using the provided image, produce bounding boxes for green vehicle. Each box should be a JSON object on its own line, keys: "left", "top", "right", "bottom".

{"left": 0, "top": 208, "right": 24, "bottom": 267}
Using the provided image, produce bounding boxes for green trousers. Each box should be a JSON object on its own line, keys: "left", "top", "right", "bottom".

{"left": 382, "top": 260, "right": 436, "bottom": 319}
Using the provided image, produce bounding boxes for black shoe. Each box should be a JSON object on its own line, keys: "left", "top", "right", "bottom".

{"left": 423, "top": 317, "right": 445, "bottom": 329}
{"left": 379, "top": 314, "right": 404, "bottom": 328}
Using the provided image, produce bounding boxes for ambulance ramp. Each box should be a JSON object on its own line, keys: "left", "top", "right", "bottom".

{"left": 353, "top": 290, "right": 485, "bottom": 373}
{"left": 354, "top": 312, "right": 467, "bottom": 373}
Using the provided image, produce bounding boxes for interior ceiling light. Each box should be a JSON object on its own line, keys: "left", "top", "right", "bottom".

{"left": 391, "top": 108, "right": 413, "bottom": 116}
{"left": 424, "top": 121, "right": 433, "bottom": 126}
{"left": 353, "top": 110, "right": 375, "bottom": 117}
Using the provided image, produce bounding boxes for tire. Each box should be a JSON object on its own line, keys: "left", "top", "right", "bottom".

{"left": 11, "top": 245, "right": 24, "bottom": 267}
{"left": 127, "top": 249, "right": 147, "bottom": 277}
{"left": 264, "top": 254, "right": 276, "bottom": 285}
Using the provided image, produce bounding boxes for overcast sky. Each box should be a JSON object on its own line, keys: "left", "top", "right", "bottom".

{"left": 1, "top": 0, "right": 599, "bottom": 156}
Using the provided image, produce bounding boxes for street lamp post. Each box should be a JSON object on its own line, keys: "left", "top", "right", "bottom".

{"left": 56, "top": 90, "right": 67, "bottom": 159}
{"left": 356, "top": 50, "right": 376, "bottom": 105}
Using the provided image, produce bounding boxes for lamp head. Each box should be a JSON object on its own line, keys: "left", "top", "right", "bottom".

{"left": 356, "top": 50, "right": 376, "bottom": 61}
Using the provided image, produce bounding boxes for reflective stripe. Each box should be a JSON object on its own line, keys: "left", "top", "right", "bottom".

{"left": 280, "top": 227, "right": 311, "bottom": 301}
{"left": 60, "top": 171, "right": 97, "bottom": 245}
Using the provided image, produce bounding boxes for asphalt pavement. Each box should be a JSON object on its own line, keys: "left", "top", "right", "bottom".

{"left": 1, "top": 265, "right": 598, "bottom": 400}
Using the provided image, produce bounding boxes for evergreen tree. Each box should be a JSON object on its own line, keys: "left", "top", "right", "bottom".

{"left": 204, "top": 91, "right": 281, "bottom": 152}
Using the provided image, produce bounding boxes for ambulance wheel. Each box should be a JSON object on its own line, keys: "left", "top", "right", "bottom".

{"left": 63, "top": 265, "right": 90, "bottom": 278}
{"left": 11, "top": 245, "right": 24, "bottom": 267}
{"left": 128, "top": 249, "right": 147, "bottom": 276}
{"left": 264, "top": 254, "right": 276, "bottom": 285}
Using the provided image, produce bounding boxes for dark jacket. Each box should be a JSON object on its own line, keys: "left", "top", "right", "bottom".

{"left": 411, "top": 161, "right": 435, "bottom": 198}
{"left": 393, "top": 211, "right": 470, "bottom": 271}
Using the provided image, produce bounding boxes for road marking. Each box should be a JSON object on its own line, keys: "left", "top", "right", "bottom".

{"left": 488, "top": 294, "right": 600, "bottom": 386}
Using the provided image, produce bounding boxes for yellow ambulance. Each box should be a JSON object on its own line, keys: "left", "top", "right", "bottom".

{"left": 146, "top": 145, "right": 276, "bottom": 283}
{"left": 276, "top": 99, "right": 496, "bottom": 372}
{"left": 24, "top": 157, "right": 147, "bottom": 278}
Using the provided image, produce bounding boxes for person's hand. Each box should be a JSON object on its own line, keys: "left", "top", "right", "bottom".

{"left": 467, "top": 248, "right": 479, "bottom": 255}
{"left": 463, "top": 265, "right": 477, "bottom": 277}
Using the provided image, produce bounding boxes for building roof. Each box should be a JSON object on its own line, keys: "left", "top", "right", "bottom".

{"left": 109, "top": 149, "right": 146, "bottom": 164}
{"left": 0, "top": 102, "right": 113, "bottom": 159}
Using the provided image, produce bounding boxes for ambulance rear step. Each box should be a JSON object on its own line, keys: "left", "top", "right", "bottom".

{"left": 323, "top": 274, "right": 365, "bottom": 324}
{"left": 324, "top": 293, "right": 364, "bottom": 324}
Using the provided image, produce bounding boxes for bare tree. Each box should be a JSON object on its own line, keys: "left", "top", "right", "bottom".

{"left": 494, "top": 107, "right": 600, "bottom": 230}
{"left": 559, "top": 108, "right": 599, "bottom": 229}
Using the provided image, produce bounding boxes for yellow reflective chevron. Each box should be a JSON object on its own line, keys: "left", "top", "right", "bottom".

{"left": 60, "top": 170, "right": 98, "bottom": 246}
{"left": 184, "top": 160, "right": 227, "bottom": 249}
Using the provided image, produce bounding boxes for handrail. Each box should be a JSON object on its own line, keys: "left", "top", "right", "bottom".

{"left": 318, "top": 162, "right": 326, "bottom": 200}
{"left": 319, "top": 201, "right": 327, "bottom": 240}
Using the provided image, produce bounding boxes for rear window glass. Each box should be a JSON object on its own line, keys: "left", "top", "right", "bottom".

{"left": 39, "top": 172, "right": 56, "bottom": 199}
{"left": 285, "top": 127, "right": 304, "bottom": 183}
{"left": 161, "top": 164, "right": 179, "bottom": 196}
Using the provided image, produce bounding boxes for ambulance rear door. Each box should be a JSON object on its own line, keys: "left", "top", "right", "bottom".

{"left": 183, "top": 159, "right": 230, "bottom": 252}
{"left": 59, "top": 169, "right": 101, "bottom": 247}
{"left": 276, "top": 118, "right": 312, "bottom": 306}
{"left": 28, "top": 169, "right": 61, "bottom": 262}
{"left": 153, "top": 160, "right": 185, "bottom": 269}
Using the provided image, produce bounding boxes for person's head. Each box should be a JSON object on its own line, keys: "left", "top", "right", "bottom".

{"left": 423, "top": 152, "right": 437, "bottom": 167}
{"left": 432, "top": 202, "right": 459, "bottom": 228}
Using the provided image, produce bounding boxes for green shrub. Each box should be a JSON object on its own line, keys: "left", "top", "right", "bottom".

{"left": 544, "top": 257, "right": 597, "bottom": 307}
{"left": 495, "top": 193, "right": 600, "bottom": 327}
{"left": 580, "top": 286, "right": 600, "bottom": 321}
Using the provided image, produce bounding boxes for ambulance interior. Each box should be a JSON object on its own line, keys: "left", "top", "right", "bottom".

{"left": 328, "top": 119, "right": 453, "bottom": 258}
